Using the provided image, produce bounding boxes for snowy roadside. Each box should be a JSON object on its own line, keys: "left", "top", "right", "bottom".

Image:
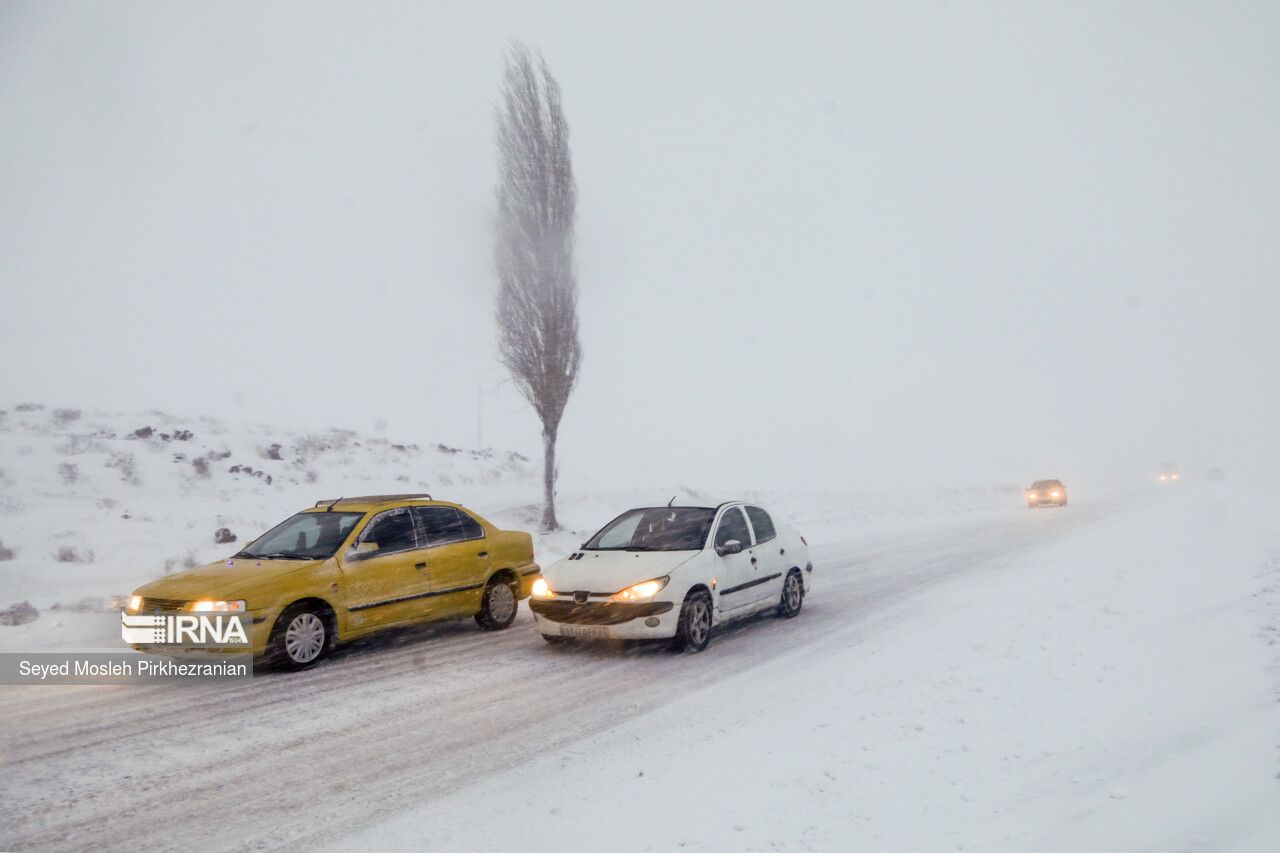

{"left": 338, "top": 484, "right": 1280, "bottom": 852}
{"left": 0, "top": 401, "right": 1030, "bottom": 654}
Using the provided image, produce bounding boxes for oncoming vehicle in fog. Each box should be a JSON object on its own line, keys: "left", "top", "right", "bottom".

{"left": 1027, "top": 479, "right": 1067, "bottom": 508}
{"left": 126, "top": 495, "right": 540, "bottom": 669}
{"left": 530, "top": 502, "right": 812, "bottom": 652}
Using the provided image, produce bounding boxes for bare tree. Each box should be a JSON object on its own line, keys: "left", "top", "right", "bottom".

{"left": 494, "top": 42, "right": 582, "bottom": 531}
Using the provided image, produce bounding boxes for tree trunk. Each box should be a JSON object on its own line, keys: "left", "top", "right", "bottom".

{"left": 541, "top": 427, "right": 558, "bottom": 530}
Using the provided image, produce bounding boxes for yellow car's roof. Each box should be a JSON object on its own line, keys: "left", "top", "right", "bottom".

{"left": 308, "top": 494, "right": 442, "bottom": 512}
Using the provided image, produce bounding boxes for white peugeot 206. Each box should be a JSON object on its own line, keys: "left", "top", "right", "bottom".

{"left": 530, "top": 502, "right": 813, "bottom": 652}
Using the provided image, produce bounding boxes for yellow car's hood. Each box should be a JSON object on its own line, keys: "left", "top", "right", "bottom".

{"left": 134, "top": 557, "right": 323, "bottom": 602}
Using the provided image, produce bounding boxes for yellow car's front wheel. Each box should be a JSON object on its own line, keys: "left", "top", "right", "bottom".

{"left": 269, "top": 604, "right": 329, "bottom": 670}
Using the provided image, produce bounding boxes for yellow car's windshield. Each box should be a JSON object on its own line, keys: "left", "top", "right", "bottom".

{"left": 233, "top": 511, "right": 364, "bottom": 560}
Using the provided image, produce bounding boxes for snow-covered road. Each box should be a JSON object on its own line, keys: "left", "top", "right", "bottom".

{"left": 1, "top": 488, "right": 1276, "bottom": 852}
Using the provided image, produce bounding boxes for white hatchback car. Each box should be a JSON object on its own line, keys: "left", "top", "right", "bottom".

{"left": 529, "top": 502, "right": 813, "bottom": 652}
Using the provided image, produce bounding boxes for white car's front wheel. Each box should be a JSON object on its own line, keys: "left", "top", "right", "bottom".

{"left": 671, "top": 590, "right": 712, "bottom": 653}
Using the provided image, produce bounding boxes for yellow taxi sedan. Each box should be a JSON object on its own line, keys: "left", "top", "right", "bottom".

{"left": 126, "top": 494, "right": 540, "bottom": 669}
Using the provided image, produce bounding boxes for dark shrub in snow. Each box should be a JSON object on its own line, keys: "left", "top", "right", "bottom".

{"left": 53, "top": 546, "right": 94, "bottom": 564}
{"left": 214, "top": 527, "right": 237, "bottom": 544}
{"left": 0, "top": 601, "right": 38, "bottom": 626}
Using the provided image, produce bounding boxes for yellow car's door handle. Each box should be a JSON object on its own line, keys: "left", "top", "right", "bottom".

{"left": 415, "top": 562, "right": 427, "bottom": 570}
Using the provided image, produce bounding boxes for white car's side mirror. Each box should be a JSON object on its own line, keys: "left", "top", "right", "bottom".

{"left": 716, "top": 540, "right": 743, "bottom": 557}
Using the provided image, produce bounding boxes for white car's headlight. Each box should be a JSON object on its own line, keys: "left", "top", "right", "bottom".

{"left": 190, "top": 600, "right": 246, "bottom": 613}
{"left": 531, "top": 578, "right": 554, "bottom": 598}
{"left": 611, "top": 577, "right": 669, "bottom": 601}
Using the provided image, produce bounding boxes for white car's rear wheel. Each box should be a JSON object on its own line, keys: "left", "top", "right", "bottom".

{"left": 778, "top": 569, "right": 804, "bottom": 619}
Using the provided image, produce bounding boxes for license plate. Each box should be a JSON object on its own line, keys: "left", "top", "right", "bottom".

{"left": 559, "top": 625, "right": 609, "bottom": 639}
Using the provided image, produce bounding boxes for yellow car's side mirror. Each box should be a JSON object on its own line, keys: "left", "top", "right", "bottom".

{"left": 348, "top": 541, "right": 380, "bottom": 561}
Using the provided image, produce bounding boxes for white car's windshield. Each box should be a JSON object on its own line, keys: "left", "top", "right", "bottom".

{"left": 584, "top": 507, "right": 715, "bottom": 551}
{"left": 234, "top": 511, "right": 364, "bottom": 560}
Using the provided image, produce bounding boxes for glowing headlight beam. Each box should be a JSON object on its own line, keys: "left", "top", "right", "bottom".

{"left": 611, "top": 577, "right": 670, "bottom": 601}
{"left": 191, "top": 600, "right": 246, "bottom": 613}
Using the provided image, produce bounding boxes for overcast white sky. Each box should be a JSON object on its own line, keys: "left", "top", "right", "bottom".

{"left": 2, "top": 1, "right": 1277, "bottom": 494}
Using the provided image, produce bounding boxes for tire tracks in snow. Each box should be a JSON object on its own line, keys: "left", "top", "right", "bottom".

{"left": 0, "top": 499, "right": 1132, "bottom": 852}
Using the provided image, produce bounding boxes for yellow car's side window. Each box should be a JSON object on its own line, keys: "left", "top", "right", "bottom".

{"left": 353, "top": 508, "right": 420, "bottom": 557}
{"left": 412, "top": 506, "right": 485, "bottom": 549}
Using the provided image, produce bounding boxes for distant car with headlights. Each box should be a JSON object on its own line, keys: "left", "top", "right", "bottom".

{"left": 126, "top": 495, "right": 540, "bottom": 669}
{"left": 1158, "top": 463, "right": 1180, "bottom": 483}
{"left": 1027, "top": 479, "right": 1067, "bottom": 508}
{"left": 530, "top": 502, "right": 812, "bottom": 653}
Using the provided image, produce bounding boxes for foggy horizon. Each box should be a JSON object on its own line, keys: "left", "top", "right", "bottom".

{"left": 2, "top": 1, "right": 1276, "bottom": 495}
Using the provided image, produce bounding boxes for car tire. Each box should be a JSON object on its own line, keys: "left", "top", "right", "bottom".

{"left": 268, "top": 604, "right": 329, "bottom": 670}
{"left": 670, "top": 589, "right": 712, "bottom": 653}
{"left": 777, "top": 569, "right": 804, "bottom": 619}
{"left": 474, "top": 576, "right": 518, "bottom": 631}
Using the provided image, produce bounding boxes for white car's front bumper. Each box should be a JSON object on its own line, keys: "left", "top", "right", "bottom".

{"left": 529, "top": 597, "right": 680, "bottom": 640}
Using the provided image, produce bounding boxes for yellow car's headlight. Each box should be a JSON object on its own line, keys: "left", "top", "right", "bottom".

{"left": 531, "top": 578, "right": 554, "bottom": 598}
{"left": 190, "top": 600, "right": 246, "bottom": 613}
{"left": 611, "top": 577, "right": 669, "bottom": 601}
{"left": 128, "top": 594, "right": 143, "bottom": 611}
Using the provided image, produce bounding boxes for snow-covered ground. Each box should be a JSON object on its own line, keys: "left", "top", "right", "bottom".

{"left": 339, "top": 485, "right": 1280, "bottom": 853}
{"left": 1, "top": 405, "right": 1276, "bottom": 852}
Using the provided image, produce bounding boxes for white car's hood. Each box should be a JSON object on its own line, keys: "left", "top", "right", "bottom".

{"left": 544, "top": 549, "right": 698, "bottom": 594}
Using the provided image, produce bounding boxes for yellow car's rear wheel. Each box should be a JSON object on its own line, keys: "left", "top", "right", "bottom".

{"left": 475, "top": 576, "right": 518, "bottom": 631}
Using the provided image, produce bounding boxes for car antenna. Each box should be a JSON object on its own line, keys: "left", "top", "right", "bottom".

{"left": 327, "top": 497, "right": 342, "bottom": 512}
{"left": 667, "top": 495, "right": 676, "bottom": 507}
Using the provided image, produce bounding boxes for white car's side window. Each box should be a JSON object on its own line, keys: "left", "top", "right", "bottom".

{"left": 715, "top": 507, "right": 752, "bottom": 549}
{"left": 745, "top": 506, "right": 776, "bottom": 544}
